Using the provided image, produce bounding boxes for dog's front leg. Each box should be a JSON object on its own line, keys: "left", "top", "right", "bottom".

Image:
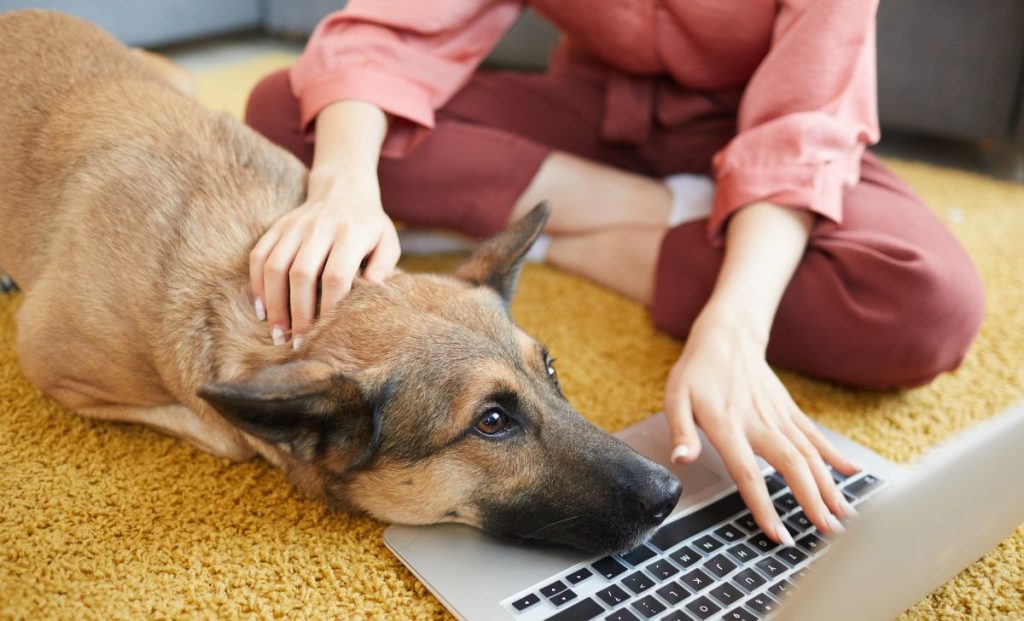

{"left": 78, "top": 403, "right": 256, "bottom": 461}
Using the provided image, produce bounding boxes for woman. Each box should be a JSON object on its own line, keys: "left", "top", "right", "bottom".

{"left": 244, "top": 0, "right": 984, "bottom": 546}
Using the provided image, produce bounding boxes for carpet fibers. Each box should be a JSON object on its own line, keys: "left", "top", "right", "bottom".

{"left": 1, "top": 55, "right": 1022, "bottom": 620}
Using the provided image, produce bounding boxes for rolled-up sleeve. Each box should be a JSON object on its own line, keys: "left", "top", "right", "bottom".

{"left": 290, "top": 0, "right": 523, "bottom": 157}
{"left": 708, "top": 0, "right": 880, "bottom": 243}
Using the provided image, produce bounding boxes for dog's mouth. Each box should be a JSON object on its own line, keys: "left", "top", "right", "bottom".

{"left": 480, "top": 497, "right": 679, "bottom": 555}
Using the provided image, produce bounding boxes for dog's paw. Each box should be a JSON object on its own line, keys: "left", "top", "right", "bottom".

{"left": 0, "top": 270, "right": 17, "bottom": 293}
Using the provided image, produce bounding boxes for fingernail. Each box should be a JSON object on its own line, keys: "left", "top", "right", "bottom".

{"left": 825, "top": 514, "right": 846, "bottom": 535}
{"left": 292, "top": 335, "right": 304, "bottom": 351}
{"left": 775, "top": 523, "right": 796, "bottom": 548}
{"left": 841, "top": 499, "right": 859, "bottom": 519}
{"left": 271, "top": 326, "right": 285, "bottom": 346}
{"left": 670, "top": 445, "right": 689, "bottom": 464}
{"left": 254, "top": 297, "right": 266, "bottom": 321}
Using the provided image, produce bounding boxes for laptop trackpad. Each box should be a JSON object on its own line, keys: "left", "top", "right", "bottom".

{"left": 615, "top": 412, "right": 723, "bottom": 499}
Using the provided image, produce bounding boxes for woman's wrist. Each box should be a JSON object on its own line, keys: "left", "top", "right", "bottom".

{"left": 694, "top": 293, "right": 772, "bottom": 351}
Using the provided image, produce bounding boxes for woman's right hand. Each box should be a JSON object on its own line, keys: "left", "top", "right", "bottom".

{"left": 248, "top": 168, "right": 400, "bottom": 349}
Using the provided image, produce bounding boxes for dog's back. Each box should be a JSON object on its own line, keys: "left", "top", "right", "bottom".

{"left": 0, "top": 10, "right": 160, "bottom": 284}
{"left": 0, "top": 10, "right": 305, "bottom": 289}
{"left": 0, "top": 9, "right": 306, "bottom": 408}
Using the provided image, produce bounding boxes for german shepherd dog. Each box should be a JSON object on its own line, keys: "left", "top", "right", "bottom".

{"left": 0, "top": 10, "right": 680, "bottom": 553}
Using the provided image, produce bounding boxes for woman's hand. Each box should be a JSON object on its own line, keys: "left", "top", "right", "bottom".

{"left": 664, "top": 201, "right": 858, "bottom": 544}
{"left": 249, "top": 171, "right": 399, "bottom": 348}
{"left": 665, "top": 300, "right": 859, "bottom": 545}
{"left": 248, "top": 99, "right": 395, "bottom": 348}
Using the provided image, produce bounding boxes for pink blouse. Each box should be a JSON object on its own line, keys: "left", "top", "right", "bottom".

{"left": 291, "top": 0, "right": 880, "bottom": 239}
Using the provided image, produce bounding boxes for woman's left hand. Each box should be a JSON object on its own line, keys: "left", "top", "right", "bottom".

{"left": 664, "top": 298, "right": 859, "bottom": 545}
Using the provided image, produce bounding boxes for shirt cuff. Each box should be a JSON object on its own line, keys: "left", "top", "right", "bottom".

{"left": 292, "top": 65, "right": 436, "bottom": 156}
{"left": 707, "top": 158, "right": 853, "bottom": 245}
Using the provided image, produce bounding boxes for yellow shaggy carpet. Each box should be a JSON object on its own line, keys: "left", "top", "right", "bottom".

{"left": 2, "top": 54, "right": 1023, "bottom": 620}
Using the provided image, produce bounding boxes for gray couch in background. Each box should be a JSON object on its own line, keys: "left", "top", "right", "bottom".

{"left": 3, "top": 0, "right": 1022, "bottom": 144}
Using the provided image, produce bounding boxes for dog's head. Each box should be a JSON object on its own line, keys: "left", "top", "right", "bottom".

{"left": 199, "top": 204, "right": 680, "bottom": 553}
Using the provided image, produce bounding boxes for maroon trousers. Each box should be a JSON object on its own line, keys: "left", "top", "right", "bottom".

{"left": 245, "top": 67, "right": 984, "bottom": 389}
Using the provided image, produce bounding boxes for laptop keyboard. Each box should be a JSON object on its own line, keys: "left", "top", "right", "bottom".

{"left": 503, "top": 468, "right": 884, "bottom": 621}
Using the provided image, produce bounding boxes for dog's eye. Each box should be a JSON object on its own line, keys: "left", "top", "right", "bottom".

{"left": 476, "top": 408, "right": 511, "bottom": 436}
{"left": 545, "top": 358, "right": 559, "bottom": 384}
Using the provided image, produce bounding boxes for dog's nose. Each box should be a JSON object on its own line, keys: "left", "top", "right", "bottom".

{"left": 638, "top": 471, "right": 682, "bottom": 522}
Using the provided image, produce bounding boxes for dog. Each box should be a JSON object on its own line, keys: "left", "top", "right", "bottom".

{"left": 0, "top": 10, "right": 680, "bottom": 553}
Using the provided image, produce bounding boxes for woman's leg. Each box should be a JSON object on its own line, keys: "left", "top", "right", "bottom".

{"left": 245, "top": 68, "right": 671, "bottom": 238}
{"left": 651, "top": 153, "right": 985, "bottom": 388}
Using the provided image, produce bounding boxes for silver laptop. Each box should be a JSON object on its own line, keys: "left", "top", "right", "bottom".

{"left": 385, "top": 403, "right": 1024, "bottom": 621}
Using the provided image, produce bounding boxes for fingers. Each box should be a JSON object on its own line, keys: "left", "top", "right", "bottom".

{"left": 665, "top": 386, "right": 702, "bottom": 464}
{"left": 249, "top": 227, "right": 283, "bottom": 321}
{"left": 263, "top": 229, "right": 304, "bottom": 345}
{"left": 792, "top": 411, "right": 860, "bottom": 476}
{"left": 288, "top": 228, "right": 334, "bottom": 348}
{"left": 756, "top": 426, "right": 844, "bottom": 537}
{"left": 709, "top": 423, "right": 795, "bottom": 548}
{"left": 319, "top": 232, "right": 366, "bottom": 315}
{"left": 363, "top": 225, "right": 401, "bottom": 283}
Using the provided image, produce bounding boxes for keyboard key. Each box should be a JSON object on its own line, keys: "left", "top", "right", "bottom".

{"left": 768, "top": 579, "right": 795, "bottom": 599}
{"left": 604, "top": 609, "right": 640, "bottom": 621}
{"left": 726, "top": 543, "right": 757, "bottom": 563}
{"left": 620, "top": 544, "right": 657, "bottom": 566}
{"left": 754, "top": 557, "right": 787, "bottom": 578}
{"left": 631, "top": 595, "right": 667, "bottom": 619}
{"left": 772, "top": 493, "right": 799, "bottom": 514}
{"left": 693, "top": 534, "right": 724, "bottom": 554}
{"left": 722, "top": 607, "right": 758, "bottom": 621}
{"left": 709, "top": 582, "right": 744, "bottom": 606}
{"left": 734, "top": 513, "right": 759, "bottom": 533}
{"left": 829, "top": 466, "right": 850, "bottom": 483}
{"left": 595, "top": 584, "right": 629, "bottom": 607}
{"left": 732, "top": 567, "right": 767, "bottom": 593}
{"left": 685, "top": 595, "right": 722, "bottom": 620}
{"left": 680, "top": 568, "right": 714, "bottom": 592}
{"left": 566, "top": 567, "right": 593, "bottom": 584}
{"left": 776, "top": 547, "right": 809, "bottom": 567}
{"left": 844, "top": 473, "right": 882, "bottom": 498}
{"left": 621, "top": 571, "right": 654, "bottom": 595}
{"left": 512, "top": 593, "right": 540, "bottom": 611}
{"left": 792, "top": 566, "right": 811, "bottom": 582}
{"left": 745, "top": 593, "right": 780, "bottom": 616}
{"left": 785, "top": 510, "right": 813, "bottom": 533}
{"left": 764, "top": 473, "right": 786, "bottom": 495}
{"left": 747, "top": 533, "right": 779, "bottom": 554}
{"left": 797, "top": 533, "right": 828, "bottom": 553}
{"left": 656, "top": 581, "right": 690, "bottom": 605}
{"left": 662, "top": 612, "right": 696, "bottom": 621}
{"left": 541, "top": 580, "right": 568, "bottom": 598}
{"left": 704, "top": 553, "right": 737, "bottom": 578}
{"left": 669, "top": 545, "right": 702, "bottom": 568}
{"left": 550, "top": 589, "right": 578, "bottom": 606}
{"left": 544, "top": 597, "right": 603, "bottom": 621}
{"left": 714, "top": 523, "right": 744, "bottom": 542}
{"left": 650, "top": 492, "right": 746, "bottom": 551}
{"left": 593, "top": 556, "right": 628, "bottom": 579}
{"left": 645, "top": 559, "right": 679, "bottom": 580}
{"left": 843, "top": 491, "right": 857, "bottom": 504}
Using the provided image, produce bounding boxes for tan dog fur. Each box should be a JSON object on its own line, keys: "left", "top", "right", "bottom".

{"left": 0, "top": 10, "right": 679, "bottom": 552}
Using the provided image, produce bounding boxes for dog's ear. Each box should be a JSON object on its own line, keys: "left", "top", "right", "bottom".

{"left": 197, "top": 360, "right": 377, "bottom": 462}
{"left": 454, "top": 201, "right": 550, "bottom": 303}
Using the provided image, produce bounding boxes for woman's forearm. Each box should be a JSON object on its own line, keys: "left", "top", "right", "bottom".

{"left": 308, "top": 100, "right": 388, "bottom": 194}
{"left": 705, "top": 202, "right": 814, "bottom": 345}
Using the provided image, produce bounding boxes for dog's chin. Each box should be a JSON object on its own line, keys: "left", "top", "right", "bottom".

{"left": 488, "top": 521, "right": 663, "bottom": 555}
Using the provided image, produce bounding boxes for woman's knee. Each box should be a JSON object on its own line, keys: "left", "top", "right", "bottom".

{"left": 804, "top": 241, "right": 985, "bottom": 389}
{"left": 871, "top": 249, "right": 984, "bottom": 387}
{"left": 244, "top": 68, "right": 312, "bottom": 166}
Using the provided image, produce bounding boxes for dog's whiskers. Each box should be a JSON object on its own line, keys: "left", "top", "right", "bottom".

{"left": 523, "top": 514, "right": 581, "bottom": 540}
